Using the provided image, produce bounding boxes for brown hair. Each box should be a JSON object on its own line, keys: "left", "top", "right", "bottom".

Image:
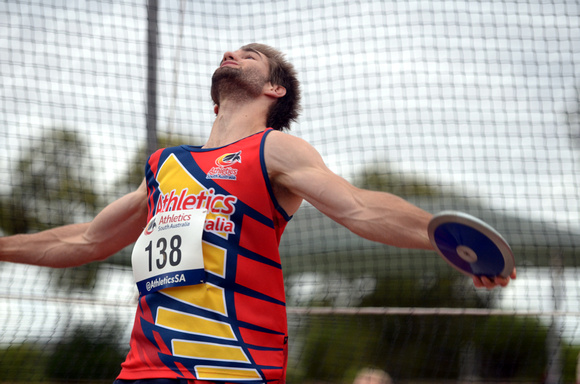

{"left": 241, "top": 43, "right": 301, "bottom": 131}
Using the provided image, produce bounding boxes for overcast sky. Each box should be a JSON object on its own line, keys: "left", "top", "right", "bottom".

{"left": 1, "top": 1, "right": 579, "bottom": 233}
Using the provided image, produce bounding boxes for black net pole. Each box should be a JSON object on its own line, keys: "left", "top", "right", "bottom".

{"left": 146, "top": 0, "right": 159, "bottom": 156}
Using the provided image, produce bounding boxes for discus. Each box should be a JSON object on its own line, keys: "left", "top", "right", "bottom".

{"left": 427, "top": 211, "right": 515, "bottom": 278}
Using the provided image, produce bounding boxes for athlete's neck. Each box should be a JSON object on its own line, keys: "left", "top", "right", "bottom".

{"left": 204, "top": 99, "right": 270, "bottom": 148}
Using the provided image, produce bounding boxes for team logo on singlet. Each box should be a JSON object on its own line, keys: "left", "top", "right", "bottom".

{"left": 207, "top": 151, "right": 241, "bottom": 180}
{"left": 144, "top": 218, "right": 157, "bottom": 235}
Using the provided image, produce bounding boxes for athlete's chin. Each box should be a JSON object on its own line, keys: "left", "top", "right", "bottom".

{"left": 211, "top": 68, "right": 243, "bottom": 104}
{"left": 211, "top": 67, "right": 266, "bottom": 105}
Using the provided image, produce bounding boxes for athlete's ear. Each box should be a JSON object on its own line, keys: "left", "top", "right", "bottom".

{"left": 264, "top": 84, "right": 286, "bottom": 99}
{"left": 214, "top": 104, "right": 219, "bottom": 115}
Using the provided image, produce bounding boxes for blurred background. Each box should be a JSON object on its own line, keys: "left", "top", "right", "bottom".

{"left": 1, "top": 0, "right": 579, "bottom": 383}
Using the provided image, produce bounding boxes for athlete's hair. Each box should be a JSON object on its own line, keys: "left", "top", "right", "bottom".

{"left": 241, "top": 43, "right": 301, "bottom": 131}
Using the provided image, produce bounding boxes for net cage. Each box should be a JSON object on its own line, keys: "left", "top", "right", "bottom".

{"left": 1, "top": 1, "right": 579, "bottom": 383}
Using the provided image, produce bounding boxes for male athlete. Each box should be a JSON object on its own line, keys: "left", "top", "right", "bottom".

{"left": 0, "top": 43, "right": 516, "bottom": 384}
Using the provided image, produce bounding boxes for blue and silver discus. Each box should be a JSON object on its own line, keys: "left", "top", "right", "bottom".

{"left": 428, "top": 211, "right": 515, "bottom": 278}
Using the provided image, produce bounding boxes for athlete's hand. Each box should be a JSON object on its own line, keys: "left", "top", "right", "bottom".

{"left": 472, "top": 268, "right": 516, "bottom": 289}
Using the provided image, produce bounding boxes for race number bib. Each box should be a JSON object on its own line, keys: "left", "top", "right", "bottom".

{"left": 132, "top": 209, "right": 207, "bottom": 296}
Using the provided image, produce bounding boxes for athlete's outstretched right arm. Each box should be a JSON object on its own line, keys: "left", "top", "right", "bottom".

{"left": 0, "top": 180, "right": 148, "bottom": 268}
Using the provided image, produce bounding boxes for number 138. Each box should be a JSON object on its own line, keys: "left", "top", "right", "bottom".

{"left": 145, "top": 235, "right": 182, "bottom": 271}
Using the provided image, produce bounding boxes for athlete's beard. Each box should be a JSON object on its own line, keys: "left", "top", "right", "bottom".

{"left": 211, "top": 66, "right": 268, "bottom": 106}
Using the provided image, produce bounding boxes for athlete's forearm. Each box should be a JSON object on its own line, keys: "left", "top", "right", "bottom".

{"left": 303, "top": 173, "right": 434, "bottom": 250}
{"left": 0, "top": 222, "right": 101, "bottom": 267}
{"left": 340, "top": 189, "right": 434, "bottom": 250}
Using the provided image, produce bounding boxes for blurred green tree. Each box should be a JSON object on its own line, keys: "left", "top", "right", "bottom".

{"left": 45, "top": 323, "right": 126, "bottom": 381}
{"left": 0, "top": 128, "right": 101, "bottom": 290}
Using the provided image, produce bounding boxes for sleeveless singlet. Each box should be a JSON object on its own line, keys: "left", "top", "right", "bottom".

{"left": 117, "top": 129, "right": 291, "bottom": 383}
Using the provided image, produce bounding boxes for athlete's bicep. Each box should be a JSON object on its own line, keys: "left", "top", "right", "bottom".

{"left": 265, "top": 131, "right": 360, "bottom": 222}
{"left": 83, "top": 179, "right": 149, "bottom": 258}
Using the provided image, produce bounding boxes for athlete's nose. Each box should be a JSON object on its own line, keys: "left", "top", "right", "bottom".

{"left": 222, "top": 51, "right": 238, "bottom": 63}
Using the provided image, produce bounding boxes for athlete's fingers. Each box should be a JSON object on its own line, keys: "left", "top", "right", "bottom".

{"left": 472, "top": 269, "right": 515, "bottom": 289}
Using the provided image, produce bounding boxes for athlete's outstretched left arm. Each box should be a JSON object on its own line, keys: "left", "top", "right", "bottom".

{"left": 265, "top": 131, "right": 515, "bottom": 288}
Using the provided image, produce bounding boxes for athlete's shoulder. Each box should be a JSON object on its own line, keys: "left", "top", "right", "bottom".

{"left": 264, "top": 129, "right": 317, "bottom": 154}
{"left": 264, "top": 130, "right": 324, "bottom": 167}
